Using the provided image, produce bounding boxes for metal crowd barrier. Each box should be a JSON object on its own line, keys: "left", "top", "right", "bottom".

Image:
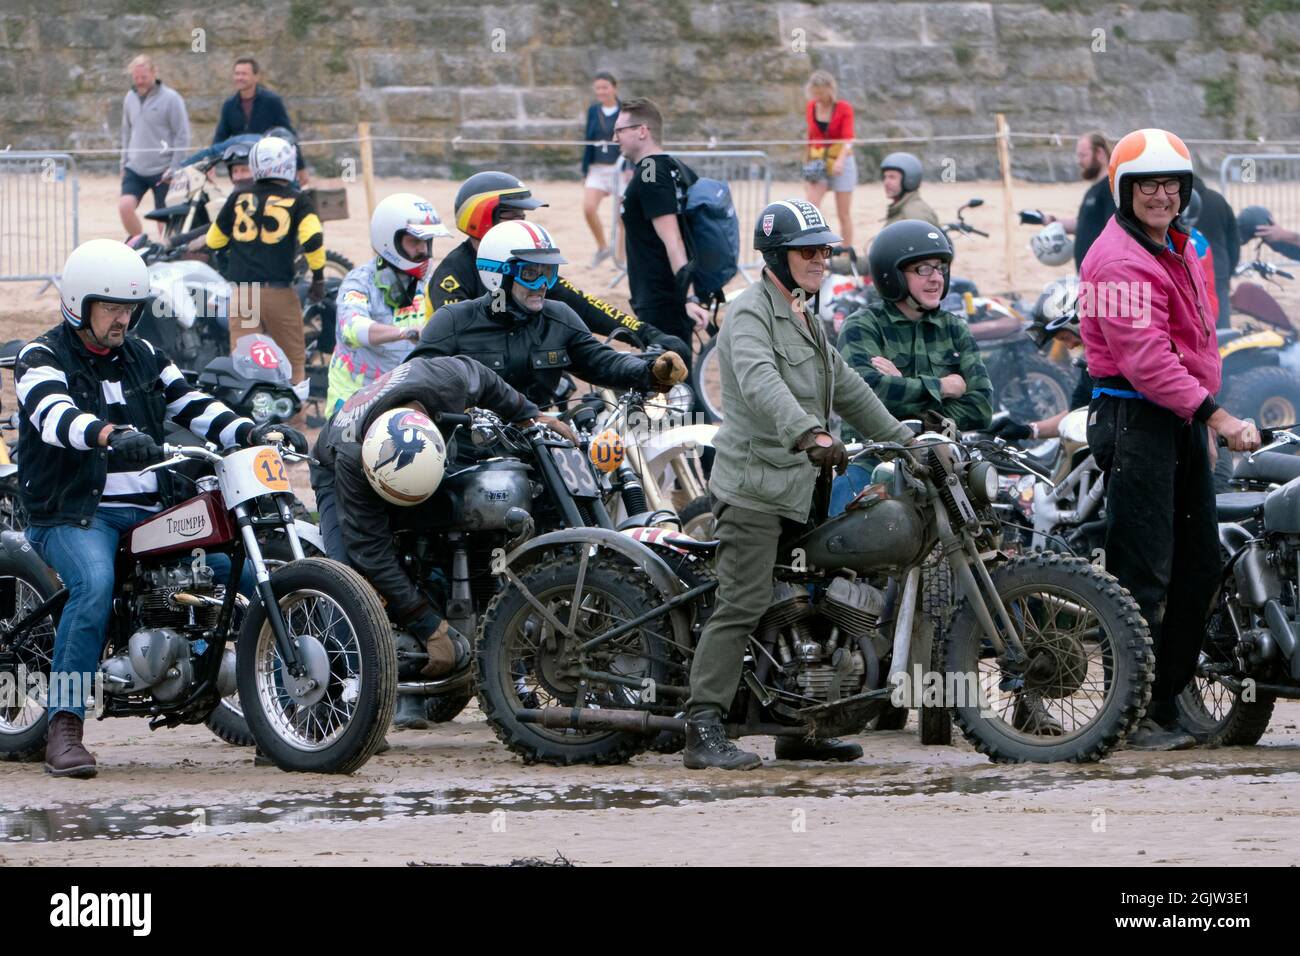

{"left": 607, "top": 150, "right": 772, "bottom": 289}
{"left": 1220, "top": 154, "right": 1300, "bottom": 262}
{"left": 0, "top": 152, "right": 80, "bottom": 292}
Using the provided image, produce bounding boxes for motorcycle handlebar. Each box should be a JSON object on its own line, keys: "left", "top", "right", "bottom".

{"left": 433, "top": 412, "right": 473, "bottom": 429}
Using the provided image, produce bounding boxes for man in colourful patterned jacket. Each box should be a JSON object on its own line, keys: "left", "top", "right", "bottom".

{"left": 325, "top": 193, "right": 451, "bottom": 414}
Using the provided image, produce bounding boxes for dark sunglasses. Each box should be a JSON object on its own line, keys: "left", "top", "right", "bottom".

{"left": 796, "top": 246, "right": 833, "bottom": 261}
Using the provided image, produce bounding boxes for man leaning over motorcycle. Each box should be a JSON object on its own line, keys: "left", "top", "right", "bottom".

{"left": 683, "top": 199, "right": 915, "bottom": 771}
{"left": 15, "top": 239, "right": 305, "bottom": 779}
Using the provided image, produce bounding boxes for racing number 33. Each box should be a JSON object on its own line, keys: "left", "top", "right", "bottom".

{"left": 232, "top": 194, "right": 294, "bottom": 244}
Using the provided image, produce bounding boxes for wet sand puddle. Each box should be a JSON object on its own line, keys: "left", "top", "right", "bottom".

{"left": 4, "top": 762, "right": 1295, "bottom": 843}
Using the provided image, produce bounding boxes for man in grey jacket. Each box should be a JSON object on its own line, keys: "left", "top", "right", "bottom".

{"left": 119, "top": 55, "right": 191, "bottom": 237}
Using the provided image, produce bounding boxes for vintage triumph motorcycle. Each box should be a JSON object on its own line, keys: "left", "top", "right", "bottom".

{"left": 0, "top": 438, "right": 395, "bottom": 774}
{"left": 474, "top": 429, "right": 1155, "bottom": 765}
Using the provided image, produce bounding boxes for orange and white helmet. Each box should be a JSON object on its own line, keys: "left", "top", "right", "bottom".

{"left": 1108, "top": 128, "right": 1193, "bottom": 214}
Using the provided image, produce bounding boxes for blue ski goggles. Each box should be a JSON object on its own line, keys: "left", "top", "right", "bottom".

{"left": 477, "top": 258, "right": 560, "bottom": 291}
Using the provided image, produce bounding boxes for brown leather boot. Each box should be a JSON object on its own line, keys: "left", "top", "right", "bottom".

{"left": 44, "top": 712, "right": 97, "bottom": 778}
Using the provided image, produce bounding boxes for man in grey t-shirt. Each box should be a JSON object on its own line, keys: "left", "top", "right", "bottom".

{"left": 119, "top": 55, "right": 191, "bottom": 237}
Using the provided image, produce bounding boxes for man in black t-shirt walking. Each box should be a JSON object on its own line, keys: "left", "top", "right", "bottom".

{"left": 1042, "top": 132, "right": 1116, "bottom": 272}
{"left": 615, "top": 98, "right": 710, "bottom": 356}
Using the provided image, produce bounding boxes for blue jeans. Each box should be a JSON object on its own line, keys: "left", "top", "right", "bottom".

{"left": 829, "top": 463, "right": 874, "bottom": 517}
{"left": 25, "top": 507, "right": 253, "bottom": 721}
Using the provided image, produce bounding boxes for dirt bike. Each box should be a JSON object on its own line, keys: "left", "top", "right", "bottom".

{"left": 1178, "top": 428, "right": 1300, "bottom": 745}
{"left": 475, "top": 426, "right": 1155, "bottom": 765}
{"left": 0, "top": 437, "right": 394, "bottom": 773}
{"left": 568, "top": 380, "right": 715, "bottom": 539}
{"left": 1219, "top": 255, "right": 1300, "bottom": 430}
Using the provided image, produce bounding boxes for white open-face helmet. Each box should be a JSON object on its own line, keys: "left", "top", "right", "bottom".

{"left": 249, "top": 135, "right": 297, "bottom": 182}
{"left": 371, "top": 192, "right": 451, "bottom": 279}
{"left": 361, "top": 407, "right": 447, "bottom": 506}
{"left": 1108, "top": 127, "right": 1193, "bottom": 214}
{"left": 59, "top": 238, "right": 151, "bottom": 331}
{"left": 1030, "top": 221, "right": 1074, "bottom": 266}
{"left": 475, "top": 220, "right": 566, "bottom": 293}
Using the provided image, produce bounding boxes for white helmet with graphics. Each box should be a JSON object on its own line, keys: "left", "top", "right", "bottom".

{"left": 371, "top": 192, "right": 451, "bottom": 279}
{"left": 59, "top": 238, "right": 151, "bottom": 331}
{"left": 475, "top": 220, "right": 566, "bottom": 293}
{"left": 249, "top": 135, "right": 297, "bottom": 182}
{"left": 1108, "top": 127, "right": 1194, "bottom": 214}
{"left": 361, "top": 407, "right": 447, "bottom": 506}
{"left": 1030, "top": 221, "right": 1074, "bottom": 266}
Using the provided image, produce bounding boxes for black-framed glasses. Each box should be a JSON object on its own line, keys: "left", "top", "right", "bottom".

{"left": 796, "top": 245, "right": 833, "bottom": 261}
{"left": 905, "top": 263, "right": 950, "bottom": 277}
{"left": 611, "top": 123, "right": 644, "bottom": 137}
{"left": 1135, "top": 178, "right": 1183, "bottom": 196}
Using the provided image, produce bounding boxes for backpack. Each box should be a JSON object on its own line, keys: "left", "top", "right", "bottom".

{"left": 670, "top": 159, "right": 739, "bottom": 299}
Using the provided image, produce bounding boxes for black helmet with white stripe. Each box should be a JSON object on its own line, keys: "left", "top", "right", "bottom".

{"left": 754, "top": 199, "right": 842, "bottom": 252}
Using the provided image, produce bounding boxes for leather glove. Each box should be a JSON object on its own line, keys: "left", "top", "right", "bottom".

{"left": 248, "top": 421, "right": 309, "bottom": 454}
{"left": 307, "top": 274, "right": 326, "bottom": 304}
{"left": 797, "top": 428, "right": 849, "bottom": 474}
{"left": 107, "top": 427, "right": 164, "bottom": 467}
{"left": 989, "top": 418, "right": 1033, "bottom": 442}
{"left": 420, "top": 619, "right": 471, "bottom": 679}
{"left": 649, "top": 351, "right": 688, "bottom": 393}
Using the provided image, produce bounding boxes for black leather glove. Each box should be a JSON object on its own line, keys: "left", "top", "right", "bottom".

{"left": 107, "top": 427, "right": 164, "bottom": 466}
{"left": 248, "top": 421, "right": 309, "bottom": 454}
{"left": 797, "top": 428, "right": 849, "bottom": 474}
{"left": 989, "top": 418, "right": 1033, "bottom": 442}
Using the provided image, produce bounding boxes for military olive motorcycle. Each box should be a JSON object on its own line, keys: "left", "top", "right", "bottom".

{"left": 475, "top": 430, "right": 1155, "bottom": 765}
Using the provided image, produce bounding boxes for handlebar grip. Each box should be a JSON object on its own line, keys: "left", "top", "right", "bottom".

{"left": 1219, "top": 428, "right": 1276, "bottom": 448}
{"left": 433, "top": 412, "right": 472, "bottom": 428}
{"left": 1279, "top": 270, "right": 1295, "bottom": 280}
{"left": 972, "top": 228, "right": 990, "bottom": 238}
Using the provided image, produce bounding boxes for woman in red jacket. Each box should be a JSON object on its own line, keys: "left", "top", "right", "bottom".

{"left": 803, "top": 71, "right": 856, "bottom": 249}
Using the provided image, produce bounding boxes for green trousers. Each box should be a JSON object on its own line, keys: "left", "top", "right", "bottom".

{"left": 687, "top": 501, "right": 805, "bottom": 717}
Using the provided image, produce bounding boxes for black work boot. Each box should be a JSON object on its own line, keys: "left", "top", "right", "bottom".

{"left": 393, "top": 693, "right": 430, "bottom": 731}
{"left": 683, "top": 711, "right": 761, "bottom": 771}
{"left": 775, "top": 736, "right": 863, "bottom": 762}
{"left": 44, "top": 712, "right": 97, "bottom": 778}
{"left": 1012, "top": 697, "right": 1065, "bottom": 736}
{"left": 1125, "top": 717, "right": 1196, "bottom": 751}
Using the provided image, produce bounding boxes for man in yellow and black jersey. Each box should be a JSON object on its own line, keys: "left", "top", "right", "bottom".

{"left": 206, "top": 134, "right": 324, "bottom": 392}
{"left": 432, "top": 170, "right": 690, "bottom": 357}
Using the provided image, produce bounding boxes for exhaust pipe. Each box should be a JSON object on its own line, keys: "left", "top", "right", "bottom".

{"left": 515, "top": 707, "right": 685, "bottom": 734}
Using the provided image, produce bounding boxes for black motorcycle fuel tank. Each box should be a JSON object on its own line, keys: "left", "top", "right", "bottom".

{"left": 438, "top": 458, "right": 534, "bottom": 532}
{"left": 796, "top": 494, "right": 930, "bottom": 574}
{"left": 1264, "top": 477, "right": 1300, "bottom": 533}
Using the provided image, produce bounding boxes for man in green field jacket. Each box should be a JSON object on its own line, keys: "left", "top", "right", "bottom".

{"left": 684, "top": 199, "right": 913, "bottom": 772}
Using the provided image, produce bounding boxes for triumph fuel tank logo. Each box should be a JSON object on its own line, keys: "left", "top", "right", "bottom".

{"left": 130, "top": 498, "right": 211, "bottom": 553}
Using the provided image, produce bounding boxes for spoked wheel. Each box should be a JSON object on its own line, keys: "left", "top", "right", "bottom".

{"left": 0, "top": 569, "right": 58, "bottom": 761}
{"left": 476, "top": 550, "right": 674, "bottom": 765}
{"left": 691, "top": 338, "right": 724, "bottom": 423}
{"left": 943, "top": 552, "right": 1153, "bottom": 763}
{"left": 1175, "top": 603, "right": 1275, "bottom": 746}
{"left": 236, "top": 558, "right": 395, "bottom": 773}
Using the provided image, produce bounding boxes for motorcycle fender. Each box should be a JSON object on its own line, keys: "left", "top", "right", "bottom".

{"left": 503, "top": 527, "right": 691, "bottom": 649}
{"left": 1219, "top": 522, "right": 1254, "bottom": 562}
{"left": 0, "top": 530, "right": 59, "bottom": 591}
{"left": 1220, "top": 330, "right": 1286, "bottom": 360}
{"left": 635, "top": 423, "right": 717, "bottom": 463}
{"left": 293, "top": 519, "right": 324, "bottom": 556}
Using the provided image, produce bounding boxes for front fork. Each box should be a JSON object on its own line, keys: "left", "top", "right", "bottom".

{"left": 934, "top": 505, "right": 1029, "bottom": 670}
{"left": 234, "top": 500, "right": 306, "bottom": 678}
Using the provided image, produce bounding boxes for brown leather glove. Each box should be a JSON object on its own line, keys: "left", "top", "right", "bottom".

{"left": 796, "top": 428, "right": 849, "bottom": 474}
{"left": 649, "top": 351, "right": 688, "bottom": 393}
{"left": 419, "top": 620, "right": 470, "bottom": 679}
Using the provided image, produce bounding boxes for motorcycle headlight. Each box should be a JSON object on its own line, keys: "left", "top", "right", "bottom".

{"left": 968, "top": 461, "right": 998, "bottom": 506}
{"left": 642, "top": 383, "right": 693, "bottom": 422}
{"left": 870, "top": 461, "right": 895, "bottom": 485}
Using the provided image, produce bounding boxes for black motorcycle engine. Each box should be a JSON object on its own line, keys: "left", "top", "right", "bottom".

{"left": 135, "top": 561, "right": 221, "bottom": 632}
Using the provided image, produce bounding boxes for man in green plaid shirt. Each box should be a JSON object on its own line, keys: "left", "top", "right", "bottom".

{"left": 837, "top": 300, "right": 993, "bottom": 435}
{"left": 832, "top": 220, "right": 993, "bottom": 513}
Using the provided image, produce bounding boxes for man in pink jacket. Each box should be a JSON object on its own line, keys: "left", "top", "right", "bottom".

{"left": 1081, "top": 128, "right": 1261, "bottom": 751}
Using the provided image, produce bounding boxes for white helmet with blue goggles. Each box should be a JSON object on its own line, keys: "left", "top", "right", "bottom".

{"left": 475, "top": 220, "right": 567, "bottom": 293}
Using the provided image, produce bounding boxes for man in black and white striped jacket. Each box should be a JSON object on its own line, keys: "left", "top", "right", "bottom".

{"left": 16, "top": 239, "right": 304, "bottom": 778}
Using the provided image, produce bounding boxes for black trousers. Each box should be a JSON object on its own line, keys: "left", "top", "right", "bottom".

{"left": 1087, "top": 395, "right": 1222, "bottom": 722}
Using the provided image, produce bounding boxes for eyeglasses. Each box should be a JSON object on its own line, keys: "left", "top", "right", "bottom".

{"left": 97, "top": 302, "right": 136, "bottom": 319}
{"left": 611, "top": 123, "right": 644, "bottom": 137}
{"left": 496, "top": 207, "right": 525, "bottom": 222}
{"left": 904, "top": 263, "right": 950, "bottom": 277}
{"left": 1134, "top": 178, "right": 1183, "bottom": 196}
{"left": 796, "top": 246, "right": 833, "bottom": 261}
